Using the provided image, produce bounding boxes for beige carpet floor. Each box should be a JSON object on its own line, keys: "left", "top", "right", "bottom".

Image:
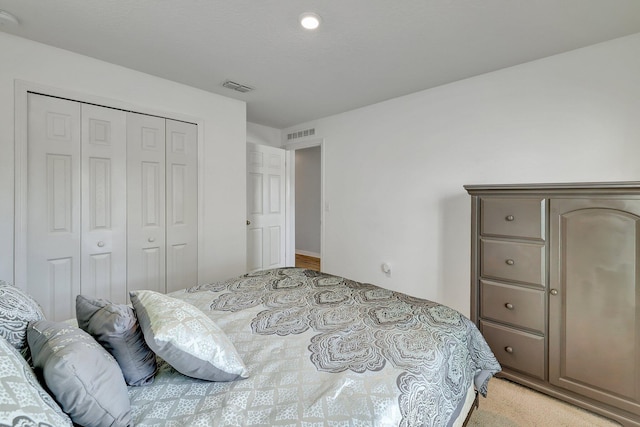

{"left": 466, "top": 378, "right": 621, "bottom": 426}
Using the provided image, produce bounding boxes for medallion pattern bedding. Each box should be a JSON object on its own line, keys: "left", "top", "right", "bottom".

{"left": 128, "top": 268, "right": 500, "bottom": 426}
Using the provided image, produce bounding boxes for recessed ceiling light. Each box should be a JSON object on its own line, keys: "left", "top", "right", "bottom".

{"left": 0, "top": 10, "right": 19, "bottom": 26}
{"left": 299, "top": 13, "right": 321, "bottom": 30}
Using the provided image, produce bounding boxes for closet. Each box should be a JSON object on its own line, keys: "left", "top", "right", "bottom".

{"left": 26, "top": 93, "right": 197, "bottom": 321}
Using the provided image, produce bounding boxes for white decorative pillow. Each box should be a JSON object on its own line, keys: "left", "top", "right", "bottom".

{"left": 130, "top": 290, "right": 249, "bottom": 381}
{"left": 0, "top": 335, "right": 73, "bottom": 427}
{"left": 0, "top": 280, "right": 45, "bottom": 359}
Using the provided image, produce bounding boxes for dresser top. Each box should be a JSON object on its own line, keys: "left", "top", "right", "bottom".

{"left": 464, "top": 181, "right": 640, "bottom": 195}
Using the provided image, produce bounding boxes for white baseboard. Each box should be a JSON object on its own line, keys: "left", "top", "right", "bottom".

{"left": 295, "top": 250, "right": 320, "bottom": 258}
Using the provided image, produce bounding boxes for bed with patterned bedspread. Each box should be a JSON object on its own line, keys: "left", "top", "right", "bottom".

{"left": 127, "top": 268, "right": 501, "bottom": 426}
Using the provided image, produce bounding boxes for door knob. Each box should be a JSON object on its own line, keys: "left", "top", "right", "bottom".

{"left": 550, "top": 289, "right": 559, "bottom": 296}
{"left": 505, "top": 259, "right": 515, "bottom": 266}
{"left": 246, "top": 220, "right": 251, "bottom": 225}
{"left": 505, "top": 346, "right": 514, "bottom": 354}
{"left": 97, "top": 241, "right": 105, "bottom": 248}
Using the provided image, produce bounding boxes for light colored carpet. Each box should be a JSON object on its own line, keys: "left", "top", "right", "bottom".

{"left": 467, "top": 378, "right": 621, "bottom": 426}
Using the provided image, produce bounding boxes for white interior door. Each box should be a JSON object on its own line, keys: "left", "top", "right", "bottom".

{"left": 127, "top": 112, "right": 166, "bottom": 293}
{"left": 27, "top": 94, "right": 81, "bottom": 320}
{"left": 165, "top": 119, "right": 198, "bottom": 292}
{"left": 81, "top": 104, "right": 127, "bottom": 303}
{"left": 247, "top": 143, "right": 286, "bottom": 272}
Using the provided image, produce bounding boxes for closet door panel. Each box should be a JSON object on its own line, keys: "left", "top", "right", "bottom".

{"left": 81, "top": 104, "right": 127, "bottom": 303}
{"left": 127, "top": 113, "right": 166, "bottom": 293}
{"left": 166, "top": 120, "right": 198, "bottom": 292}
{"left": 27, "top": 93, "right": 81, "bottom": 320}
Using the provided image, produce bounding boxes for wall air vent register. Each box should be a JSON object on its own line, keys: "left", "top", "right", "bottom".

{"left": 222, "top": 80, "right": 254, "bottom": 93}
{"left": 287, "top": 128, "right": 315, "bottom": 140}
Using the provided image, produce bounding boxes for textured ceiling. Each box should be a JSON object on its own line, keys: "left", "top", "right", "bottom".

{"left": 1, "top": 0, "right": 640, "bottom": 129}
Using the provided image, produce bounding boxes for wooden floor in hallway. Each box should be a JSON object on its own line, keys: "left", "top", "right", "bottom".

{"left": 295, "top": 254, "right": 321, "bottom": 272}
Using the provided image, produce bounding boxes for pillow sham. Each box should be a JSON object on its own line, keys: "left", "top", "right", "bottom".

{"left": 76, "top": 295, "right": 157, "bottom": 386}
{"left": 0, "top": 280, "right": 45, "bottom": 359}
{"left": 27, "top": 320, "right": 132, "bottom": 427}
{"left": 0, "top": 335, "right": 73, "bottom": 427}
{"left": 130, "top": 290, "right": 249, "bottom": 382}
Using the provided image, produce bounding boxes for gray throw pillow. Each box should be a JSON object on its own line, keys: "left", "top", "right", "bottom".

{"left": 130, "top": 290, "right": 249, "bottom": 382}
{"left": 27, "top": 320, "right": 132, "bottom": 427}
{"left": 76, "top": 295, "right": 157, "bottom": 386}
{"left": 0, "top": 280, "right": 45, "bottom": 360}
{"left": 0, "top": 335, "right": 73, "bottom": 427}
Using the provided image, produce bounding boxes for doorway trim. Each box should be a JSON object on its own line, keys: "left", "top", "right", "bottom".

{"left": 283, "top": 138, "right": 324, "bottom": 269}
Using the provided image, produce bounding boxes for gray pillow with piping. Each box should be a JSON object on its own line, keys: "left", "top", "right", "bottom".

{"left": 27, "top": 320, "right": 132, "bottom": 427}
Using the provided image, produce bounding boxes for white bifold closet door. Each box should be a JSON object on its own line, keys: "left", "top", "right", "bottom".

{"left": 127, "top": 113, "right": 198, "bottom": 294}
{"left": 28, "top": 93, "right": 82, "bottom": 321}
{"left": 81, "top": 105, "right": 128, "bottom": 303}
{"left": 26, "top": 93, "right": 197, "bottom": 320}
{"left": 164, "top": 119, "right": 198, "bottom": 293}
{"left": 27, "top": 94, "right": 128, "bottom": 319}
{"left": 126, "top": 113, "right": 167, "bottom": 294}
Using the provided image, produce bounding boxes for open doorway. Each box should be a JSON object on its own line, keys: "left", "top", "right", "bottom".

{"left": 291, "top": 145, "right": 322, "bottom": 272}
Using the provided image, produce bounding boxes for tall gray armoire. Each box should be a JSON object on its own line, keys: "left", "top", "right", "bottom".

{"left": 465, "top": 182, "right": 640, "bottom": 427}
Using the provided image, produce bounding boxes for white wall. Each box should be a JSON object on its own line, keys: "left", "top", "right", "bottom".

{"left": 283, "top": 33, "right": 640, "bottom": 316}
{"left": 295, "top": 146, "right": 322, "bottom": 256}
{"left": 247, "top": 122, "right": 282, "bottom": 147}
{"left": 0, "top": 33, "right": 247, "bottom": 286}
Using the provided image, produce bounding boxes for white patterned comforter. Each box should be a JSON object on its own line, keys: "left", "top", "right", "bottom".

{"left": 128, "top": 268, "right": 501, "bottom": 426}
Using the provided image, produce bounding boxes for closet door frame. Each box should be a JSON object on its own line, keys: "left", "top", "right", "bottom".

{"left": 13, "top": 80, "right": 205, "bottom": 292}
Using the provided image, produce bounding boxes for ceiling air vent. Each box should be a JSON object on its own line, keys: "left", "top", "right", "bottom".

{"left": 222, "top": 80, "right": 254, "bottom": 93}
{"left": 287, "top": 128, "right": 315, "bottom": 140}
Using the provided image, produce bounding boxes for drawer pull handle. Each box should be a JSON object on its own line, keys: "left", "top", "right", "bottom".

{"left": 505, "top": 346, "right": 514, "bottom": 354}
{"left": 505, "top": 215, "right": 515, "bottom": 221}
{"left": 550, "top": 289, "right": 558, "bottom": 296}
{"left": 505, "top": 303, "right": 514, "bottom": 310}
{"left": 97, "top": 241, "right": 105, "bottom": 248}
{"left": 505, "top": 259, "right": 515, "bottom": 266}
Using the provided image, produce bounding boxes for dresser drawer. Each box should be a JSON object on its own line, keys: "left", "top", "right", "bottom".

{"left": 481, "top": 239, "right": 545, "bottom": 286}
{"left": 481, "top": 321, "right": 545, "bottom": 379}
{"left": 481, "top": 197, "right": 545, "bottom": 240}
{"left": 480, "top": 280, "right": 545, "bottom": 333}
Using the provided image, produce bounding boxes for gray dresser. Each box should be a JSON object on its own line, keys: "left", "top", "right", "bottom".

{"left": 465, "top": 182, "right": 640, "bottom": 427}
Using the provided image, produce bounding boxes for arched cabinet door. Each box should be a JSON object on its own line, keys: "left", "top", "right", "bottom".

{"left": 549, "top": 198, "right": 640, "bottom": 418}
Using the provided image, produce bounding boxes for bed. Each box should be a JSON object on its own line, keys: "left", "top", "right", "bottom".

{"left": 0, "top": 268, "right": 500, "bottom": 427}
